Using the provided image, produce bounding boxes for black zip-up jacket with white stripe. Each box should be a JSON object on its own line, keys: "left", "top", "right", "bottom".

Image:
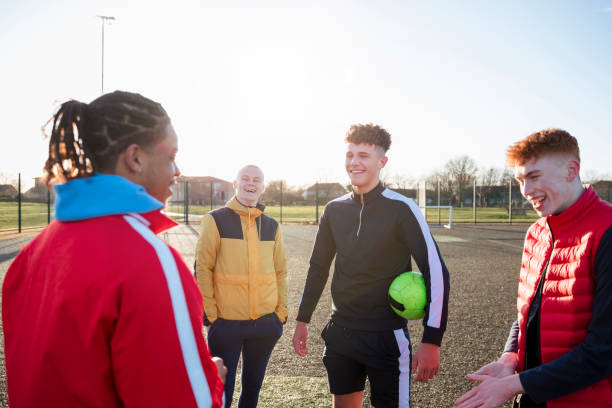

{"left": 296, "top": 183, "right": 450, "bottom": 346}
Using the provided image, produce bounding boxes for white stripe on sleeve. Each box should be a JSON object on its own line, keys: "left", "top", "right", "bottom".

{"left": 124, "top": 215, "right": 212, "bottom": 408}
{"left": 382, "top": 190, "right": 445, "bottom": 329}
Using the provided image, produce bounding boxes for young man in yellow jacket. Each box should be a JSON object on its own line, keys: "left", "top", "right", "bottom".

{"left": 195, "top": 164, "right": 288, "bottom": 408}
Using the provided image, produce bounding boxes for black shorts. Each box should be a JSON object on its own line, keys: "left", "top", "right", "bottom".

{"left": 321, "top": 320, "right": 412, "bottom": 408}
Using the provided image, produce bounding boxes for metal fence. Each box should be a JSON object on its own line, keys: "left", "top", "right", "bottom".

{"left": 2, "top": 174, "right": 611, "bottom": 233}
{"left": 418, "top": 179, "right": 612, "bottom": 224}
{"left": 167, "top": 179, "right": 612, "bottom": 226}
{"left": 417, "top": 179, "right": 539, "bottom": 224}
{"left": 165, "top": 180, "right": 340, "bottom": 225}
{"left": 0, "top": 174, "right": 54, "bottom": 233}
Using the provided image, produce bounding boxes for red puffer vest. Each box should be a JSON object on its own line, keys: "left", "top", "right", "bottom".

{"left": 517, "top": 186, "right": 612, "bottom": 408}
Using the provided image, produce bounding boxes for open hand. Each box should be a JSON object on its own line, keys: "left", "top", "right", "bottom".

{"left": 470, "top": 352, "right": 518, "bottom": 379}
{"left": 455, "top": 373, "right": 523, "bottom": 408}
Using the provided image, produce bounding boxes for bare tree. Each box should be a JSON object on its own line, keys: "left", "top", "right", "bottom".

{"left": 426, "top": 170, "right": 454, "bottom": 206}
{"left": 444, "top": 156, "right": 478, "bottom": 207}
{"left": 501, "top": 167, "right": 514, "bottom": 184}
{"left": 261, "top": 180, "right": 284, "bottom": 205}
{"left": 379, "top": 168, "right": 392, "bottom": 188}
{"left": 477, "top": 167, "right": 503, "bottom": 207}
{"left": 262, "top": 180, "right": 303, "bottom": 205}
{"left": 390, "top": 173, "right": 415, "bottom": 190}
{"left": 582, "top": 170, "right": 612, "bottom": 184}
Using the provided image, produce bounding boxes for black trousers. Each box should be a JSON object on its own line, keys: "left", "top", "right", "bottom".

{"left": 207, "top": 313, "right": 283, "bottom": 408}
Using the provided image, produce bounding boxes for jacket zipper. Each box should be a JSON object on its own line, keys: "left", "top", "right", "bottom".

{"left": 356, "top": 194, "right": 364, "bottom": 237}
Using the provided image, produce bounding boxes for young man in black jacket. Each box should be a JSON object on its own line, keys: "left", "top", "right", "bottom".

{"left": 292, "top": 123, "right": 450, "bottom": 408}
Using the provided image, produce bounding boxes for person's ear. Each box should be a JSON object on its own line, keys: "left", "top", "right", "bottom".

{"left": 233, "top": 180, "right": 238, "bottom": 190}
{"left": 380, "top": 155, "right": 389, "bottom": 169}
{"left": 566, "top": 159, "right": 580, "bottom": 182}
{"left": 120, "top": 144, "right": 144, "bottom": 174}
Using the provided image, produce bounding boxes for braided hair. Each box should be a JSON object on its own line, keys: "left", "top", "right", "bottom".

{"left": 44, "top": 91, "right": 170, "bottom": 186}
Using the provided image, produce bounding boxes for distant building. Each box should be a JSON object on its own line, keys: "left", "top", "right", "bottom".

{"left": 23, "top": 178, "right": 54, "bottom": 202}
{"left": 171, "top": 176, "right": 234, "bottom": 206}
{"left": 0, "top": 184, "right": 18, "bottom": 199}
{"left": 302, "top": 183, "right": 347, "bottom": 202}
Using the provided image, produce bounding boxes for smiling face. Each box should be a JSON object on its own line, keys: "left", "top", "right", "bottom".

{"left": 234, "top": 165, "right": 265, "bottom": 207}
{"left": 345, "top": 143, "right": 388, "bottom": 194}
{"left": 514, "top": 154, "right": 581, "bottom": 217}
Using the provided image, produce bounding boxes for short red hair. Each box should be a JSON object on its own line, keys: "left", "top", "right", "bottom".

{"left": 506, "top": 128, "right": 580, "bottom": 166}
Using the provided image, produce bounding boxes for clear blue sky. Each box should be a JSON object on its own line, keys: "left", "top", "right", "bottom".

{"left": 1, "top": 0, "right": 611, "bottom": 188}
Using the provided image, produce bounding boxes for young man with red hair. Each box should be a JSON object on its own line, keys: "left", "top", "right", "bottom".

{"left": 456, "top": 129, "right": 612, "bottom": 408}
{"left": 293, "top": 123, "right": 450, "bottom": 408}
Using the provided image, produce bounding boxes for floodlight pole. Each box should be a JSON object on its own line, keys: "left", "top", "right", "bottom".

{"left": 97, "top": 15, "right": 115, "bottom": 94}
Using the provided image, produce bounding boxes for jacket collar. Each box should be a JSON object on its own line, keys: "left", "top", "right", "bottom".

{"left": 226, "top": 195, "right": 265, "bottom": 217}
{"left": 132, "top": 210, "right": 178, "bottom": 235}
{"left": 54, "top": 174, "right": 164, "bottom": 222}
{"left": 351, "top": 182, "right": 385, "bottom": 204}
{"left": 546, "top": 185, "right": 597, "bottom": 231}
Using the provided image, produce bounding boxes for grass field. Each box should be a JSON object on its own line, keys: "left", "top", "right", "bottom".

{"left": 0, "top": 202, "right": 53, "bottom": 231}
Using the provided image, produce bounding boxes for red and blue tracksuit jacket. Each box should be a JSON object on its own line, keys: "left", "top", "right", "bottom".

{"left": 2, "top": 174, "right": 224, "bottom": 407}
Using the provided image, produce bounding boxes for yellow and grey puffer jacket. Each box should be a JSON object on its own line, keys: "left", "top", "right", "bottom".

{"left": 195, "top": 196, "right": 288, "bottom": 324}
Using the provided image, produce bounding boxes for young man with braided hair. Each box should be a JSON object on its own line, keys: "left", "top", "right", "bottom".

{"left": 292, "top": 123, "right": 450, "bottom": 408}
{"left": 2, "top": 91, "right": 225, "bottom": 407}
{"left": 455, "top": 129, "right": 612, "bottom": 408}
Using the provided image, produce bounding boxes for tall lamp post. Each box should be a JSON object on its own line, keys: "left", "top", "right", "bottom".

{"left": 97, "top": 15, "right": 115, "bottom": 94}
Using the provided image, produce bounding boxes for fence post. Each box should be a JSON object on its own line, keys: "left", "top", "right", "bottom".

{"left": 184, "top": 181, "right": 189, "bottom": 225}
{"left": 47, "top": 189, "right": 51, "bottom": 224}
{"left": 437, "top": 180, "right": 441, "bottom": 226}
{"left": 18, "top": 173, "right": 22, "bottom": 233}
{"left": 508, "top": 180, "right": 512, "bottom": 225}
{"left": 315, "top": 182, "right": 319, "bottom": 225}
{"left": 280, "top": 180, "right": 283, "bottom": 225}
{"left": 473, "top": 179, "right": 476, "bottom": 224}
{"left": 210, "top": 181, "right": 213, "bottom": 212}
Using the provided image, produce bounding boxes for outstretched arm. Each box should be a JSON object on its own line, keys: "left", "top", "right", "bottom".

{"left": 457, "top": 227, "right": 612, "bottom": 406}
{"left": 455, "top": 374, "right": 523, "bottom": 408}
{"left": 293, "top": 209, "right": 336, "bottom": 356}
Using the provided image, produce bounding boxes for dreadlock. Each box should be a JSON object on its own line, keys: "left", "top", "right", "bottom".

{"left": 44, "top": 91, "right": 170, "bottom": 187}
